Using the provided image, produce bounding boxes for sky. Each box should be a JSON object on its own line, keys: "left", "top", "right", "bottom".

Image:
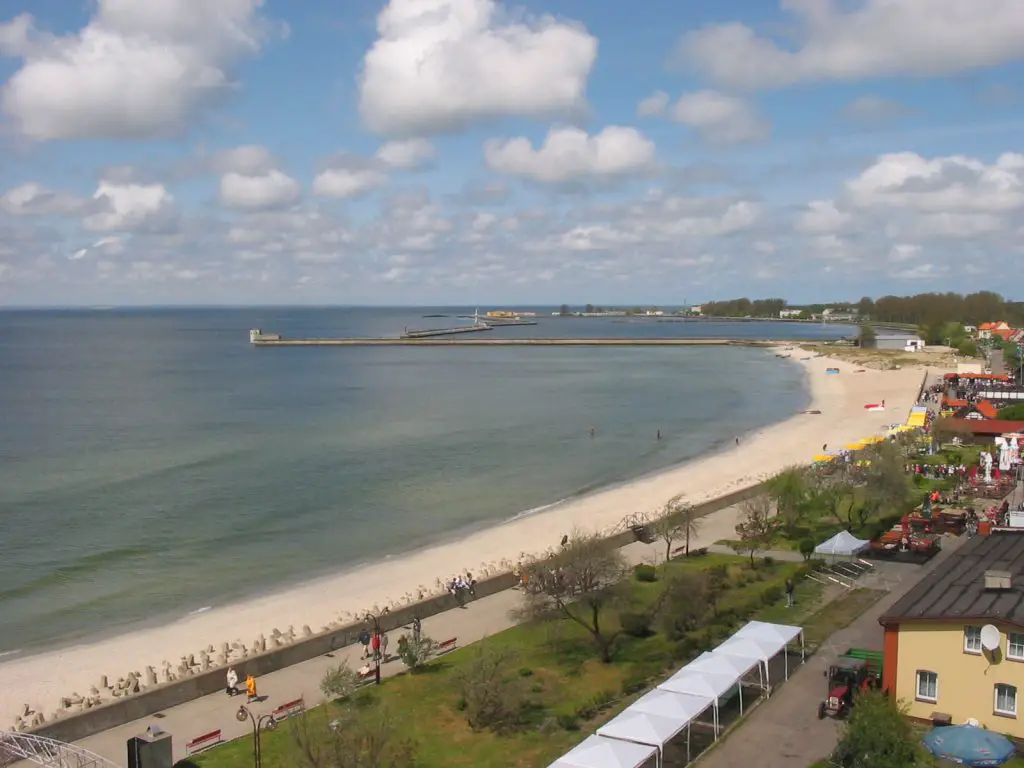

{"left": 1, "top": 0, "right": 1024, "bottom": 307}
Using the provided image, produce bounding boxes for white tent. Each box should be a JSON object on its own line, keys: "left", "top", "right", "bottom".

{"left": 814, "top": 530, "right": 869, "bottom": 556}
{"left": 598, "top": 709, "right": 692, "bottom": 764}
{"left": 627, "top": 689, "right": 715, "bottom": 760}
{"left": 550, "top": 735, "right": 658, "bottom": 768}
{"left": 702, "top": 648, "right": 767, "bottom": 692}
{"left": 716, "top": 636, "right": 783, "bottom": 689}
{"left": 658, "top": 667, "right": 739, "bottom": 729}
{"left": 730, "top": 620, "right": 806, "bottom": 681}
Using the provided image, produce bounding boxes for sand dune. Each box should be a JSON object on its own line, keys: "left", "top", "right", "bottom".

{"left": 0, "top": 350, "right": 926, "bottom": 729}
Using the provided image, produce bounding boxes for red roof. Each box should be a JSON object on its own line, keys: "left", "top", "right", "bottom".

{"left": 943, "top": 373, "right": 1011, "bottom": 381}
{"left": 975, "top": 400, "right": 999, "bottom": 419}
{"left": 944, "top": 398, "right": 968, "bottom": 408}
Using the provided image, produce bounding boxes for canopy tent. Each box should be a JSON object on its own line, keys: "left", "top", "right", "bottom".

{"left": 714, "top": 636, "right": 781, "bottom": 690}
{"left": 627, "top": 689, "right": 716, "bottom": 760}
{"left": 814, "top": 530, "right": 870, "bottom": 557}
{"left": 703, "top": 648, "right": 767, "bottom": 692}
{"left": 549, "top": 735, "right": 658, "bottom": 768}
{"left": 658, "top": 667, "right": 741, "bottom": 728}
{"left": 597, "top": 708, "right": 694, "bottom": 764}
{"left": 727, "top": 621, "right": 806, "bottom": 682}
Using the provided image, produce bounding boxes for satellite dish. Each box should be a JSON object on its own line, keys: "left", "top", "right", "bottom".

{"left": 981, "top": 624, "right": 1002, "bottom": 652}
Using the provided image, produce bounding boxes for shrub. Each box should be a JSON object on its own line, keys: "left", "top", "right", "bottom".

{"left": 761, "top": 585, "right": 783, "bottom": 605}
{"left": 455, "top": 646, "right": 527, "bottom": 732}
{"left": 619, "top": 611, "right": 654, "bottom": 638}
{"left": 576, "top": 689, "right": 617, "bottom": 720}
{"left": 556, "top": 713, "right": 580, "bottom": 731}
{"left": 634, "top": 564, "right": 657, "bottom": 582}
{"left": 397, "top": 635, "right": 437, "bottom": 671}
{"left": 798, "top": 538, "right": 816, "bottom": 561}
{"left": 762, "top": 555, "right": 775, "bottom": 568}
{"left": 518, "top": 667, "right": 534, "bottom": 677}
{"left": 320, "top": 660, "right": 361, "bottom": 701}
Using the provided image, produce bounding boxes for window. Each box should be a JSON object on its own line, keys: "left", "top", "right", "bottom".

{"left": 1008, "top": 633, "right": 1024, "bottom": 660}
{"left": 995, "top": 684, "right": 1018, "bottom": 717}
{"left": 916, "top": 670, "right": 938, "bottom": 702}
{"left": 964, "top": 626, "right": 983, "bottom": 654}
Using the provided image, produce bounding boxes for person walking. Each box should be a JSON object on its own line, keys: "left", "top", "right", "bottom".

{"left": 371, "top": 632, "right": 381, "bottom": 661}
{"left": 379, "top": 632, "right": 389, "bottom": 660}
{"left": 226, "top": 667, "right": 238, "bottom": 697}
{"left": 412, "top": 617, "right": 422, "bottom": 644}
{"left": 785, "top": 578, "right": 795, "bottom": 608}
{"left": 245, "top": 674, "right": 257, "bottom": 702}
{"left": 358, "top": 628, "right": 371, "bottom": 659}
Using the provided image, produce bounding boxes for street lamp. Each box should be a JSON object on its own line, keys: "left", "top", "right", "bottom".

{"left": 236, "top": 705, "right": 276, "bottom": 768}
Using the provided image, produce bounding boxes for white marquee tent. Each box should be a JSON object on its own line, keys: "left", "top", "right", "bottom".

{"left": 549, "top": 735, "right": 658, "bottom": 768}
{"left": 814, "top": 530, "right": 870, "bottom": 557}
{"left": 658, "top": 666, "right": 740, "bottom": 729}
{"left": 695, "top": 648, "right": 767, "bottom": 692}
{"left": 624, "top": 690, "right": 716, "bottom": 762}
{"left": 597, "top": 709, "right": 691, "bottom": 764}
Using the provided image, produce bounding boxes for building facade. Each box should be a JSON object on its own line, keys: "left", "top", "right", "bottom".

{"left": 863, "top": 335, "right": 925, "bottom": 352}
{"left": 880, "top": 532, "right": 1024, "bottom": 736}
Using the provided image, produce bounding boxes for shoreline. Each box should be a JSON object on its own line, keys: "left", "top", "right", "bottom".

{"left": 0, "top": 349, "right": 921, "bottom": 729}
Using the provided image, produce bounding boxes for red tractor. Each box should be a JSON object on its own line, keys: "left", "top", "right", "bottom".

{"left": 817, "top": 656, "right": 879, "bottom": 719}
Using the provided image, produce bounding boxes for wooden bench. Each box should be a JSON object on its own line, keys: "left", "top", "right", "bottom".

{"left": 185, "top": 729, "right": 223, "bottom": 755}
{"left": 436, "top": 637, "right": 458, "bottom": 655}
{"left": 271, "top": 697, "right": 306, "bottom": 721}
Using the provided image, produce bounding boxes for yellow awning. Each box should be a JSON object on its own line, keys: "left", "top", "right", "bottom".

{"left": 813, "top": 454, "right": 836, "bottom": 462}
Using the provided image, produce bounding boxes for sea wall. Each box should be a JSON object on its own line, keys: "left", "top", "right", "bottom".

{"left": 29, "top": 481, "right": 767, "bottom": 744}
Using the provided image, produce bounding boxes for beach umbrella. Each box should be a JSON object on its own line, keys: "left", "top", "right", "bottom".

{"left": 813, "top": 454, "right": 835, "bottom": 462}
{"left": 845, "top": 441, "right": 865, "bottom": 450}
{"left": 921, "top": 724, "right": 1016, "bottom": 766}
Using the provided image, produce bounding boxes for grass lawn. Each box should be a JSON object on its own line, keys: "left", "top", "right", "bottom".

{"left": 799, "top": 588, "right": 885, "bottom": 649}
{"left": 195, "top": 555, "right": 817, "bottom": 768}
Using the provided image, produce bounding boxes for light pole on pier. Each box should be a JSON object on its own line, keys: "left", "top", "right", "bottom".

{"left": 236, "top": 705, "right": 276, "bottom": 768}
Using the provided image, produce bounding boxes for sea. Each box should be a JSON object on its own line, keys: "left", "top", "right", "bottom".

{"left": 0, "top": 308, "right": 851, "bottom": 657}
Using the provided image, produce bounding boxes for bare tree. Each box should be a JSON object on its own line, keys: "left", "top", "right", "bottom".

{"left": 732, "top": 495, "right": 775, "bottom": 566}
{"left": 287, "top": 703, "right": 416, "bottom": 768}
{"left": 656, "top": 571, "right": 712, "bottom": 640}
{"left": 455, "top": 645, "right": 526, "bottom": 732}
{"left": 515, "top": 530, "right": 629, "bottom": 663}
{"left": 648, "top": 493, "right": 702, "bottom": 561}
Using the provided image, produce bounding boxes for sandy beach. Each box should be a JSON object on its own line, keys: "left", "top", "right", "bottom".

{"left": 0, "top": 350, "right": 926, "bottom": 729}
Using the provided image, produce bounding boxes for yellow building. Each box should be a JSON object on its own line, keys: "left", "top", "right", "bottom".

{"left": 879, "top": 530, "right": 1024, "bottom": 735}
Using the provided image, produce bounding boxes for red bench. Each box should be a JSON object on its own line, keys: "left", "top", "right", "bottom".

{"left": 436, "top": 637, "right": 458, "bottom": 655}
{"left": 271, "top": 697, "right": 305, "bottom": 721}
{"left": 185, "top": 729, "right": 223, "bottom": 755}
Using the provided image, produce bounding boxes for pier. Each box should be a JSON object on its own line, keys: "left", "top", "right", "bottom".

{"left": 249, "top": 330, "right": 801, "bottom": 347}
{"left": 401, "top": 324, "right": 493, "bottom": 339}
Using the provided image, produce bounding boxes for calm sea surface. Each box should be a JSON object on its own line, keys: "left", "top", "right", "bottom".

{"left": 0, "top": 308, "right": 850, "bottom": 654}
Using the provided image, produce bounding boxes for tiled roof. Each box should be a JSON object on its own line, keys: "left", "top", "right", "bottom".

{"left": 938, "top": 419, "right": 1024, "bottom": 435}
{"left": 881, "top": 532, "right": 1024, "bottom": 628}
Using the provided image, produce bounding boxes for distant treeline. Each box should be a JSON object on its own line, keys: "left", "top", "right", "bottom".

{"left": 700, "top": 298, "right": 789, "bottom": 318}
{"left": 859, "top": 292, "right": 1024, "bottom": 329}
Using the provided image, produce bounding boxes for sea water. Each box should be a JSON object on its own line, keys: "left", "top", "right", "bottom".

{"left": 0, "top": 307, "right": 848, "bottom": 653}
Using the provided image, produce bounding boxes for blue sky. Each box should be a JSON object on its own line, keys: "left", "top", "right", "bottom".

{"left": 1, "top": 0, "right": 1024, "bottom": 306}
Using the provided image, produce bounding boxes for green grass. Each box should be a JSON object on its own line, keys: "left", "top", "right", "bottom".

{"left": 194, "top": 556, "right": 810, "bottom": 768}
{"left": 800, "top": 588, "right": 886, "bottom": 649}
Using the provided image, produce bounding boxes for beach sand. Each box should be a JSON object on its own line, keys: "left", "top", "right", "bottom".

{"left": 0, "top": 351, "right": 927, "bottom": 728}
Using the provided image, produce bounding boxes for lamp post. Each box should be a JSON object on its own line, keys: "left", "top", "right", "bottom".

{"left": 236, "top": 705, "right": 275, "bottom": 768}
{"left": 364, "top": 612, "right": 382, "bottom": 685}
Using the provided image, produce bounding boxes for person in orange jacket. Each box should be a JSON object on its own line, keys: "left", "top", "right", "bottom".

{"left": 246, "top": 674, "right": 257, "bottom": 702}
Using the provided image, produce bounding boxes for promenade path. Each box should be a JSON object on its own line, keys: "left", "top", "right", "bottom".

{"left": 695, "top": 535, "right": 968, "bottom": 768}
{"left": 74, "top": 504, "right": 753, "bottom": 765}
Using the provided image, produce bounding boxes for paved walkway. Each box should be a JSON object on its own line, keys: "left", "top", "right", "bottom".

{"left": 695, "top": 535, "right": 967, "bottom": 768}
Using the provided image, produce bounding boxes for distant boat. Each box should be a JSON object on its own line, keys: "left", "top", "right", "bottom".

{"left": 422, "top": 314, "right": 449, "bottom": 318}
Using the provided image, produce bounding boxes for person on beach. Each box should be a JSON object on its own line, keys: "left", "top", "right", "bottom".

{"left": 657, "top": 429, "right": 661, "bottom": 441}
{"left": 358, "top": 628, "right": 371, "bottom": 659}
{"left": 245, "top": 674, "right": 257, "bottom": 702}
{"left": 412, "top": 616, "right": 422, "bottom": 644}
{"left": 590, "top": 427, "right": 596, "bottom": 438}
{"left": 735, "top": 437, "right": 740, "bottom": 446}
{"left": 226, "top": 667, "right": 239, "bottom": 697}
{"left": 785, "top": 578, "right": 795, "bottom": 608}
{"left": 379, "top": 632, "right": 389, "bottom": 660}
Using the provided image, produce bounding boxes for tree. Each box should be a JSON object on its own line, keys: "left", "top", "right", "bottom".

{"left": 732, "top": 495, "right": 775, "bottom": 566}
{"left": 806, "top": 469, "right": 857, "bottom": 528}
{"left": 656, "top": 572, "right": 711, "bottom": 640}
{"left": 648, "top": 494, "right": 701, "bottom": 561}
{"left": 516, "top": 531, "right": 629, "bottom": 663}
{"left": 558, "top": 304, "right": 571, "bottom": 316}
{"left": 765, "top": 467, "right": 809, "bottom": 535}
{"left": 287, "top": 703, "right": 416, "bottom": 768}
{"left": 320, "top": 660, "right": 361, "bottom": 701}
{"left": 454, "top": 645, "right": 527, "bottom": 732}
{"left": 858, "top": 325, "right": 877, "bottom": 345}
{"left": 856, "top": 442, "right": 911, "bottom": 530}
{"left": 832, "top": 690, "right": 933, "bottom": 768}
{"left": 395, "top": 634, "right": 436, "bottom": 671}
{"left": 1000, "top": 403, "right": 1024, "bottom": 420}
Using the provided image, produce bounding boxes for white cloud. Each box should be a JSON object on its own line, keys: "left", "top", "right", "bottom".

{"left": 637, "top": 91, "right": 670, "bottom": 118}
{"left": 670, "top": 90, "right": 769, "bottom": 145}
{"left": 358, "top": 0, "right": 597, "bottom": 135}
{"left": 889, "top": 243, "right": 921, "bottom": 262}
{"left": 845, "top": 152, "right": 1024, "bottom": 213}
{"left": 484, "top": 126, "right": 655, "bottom": 183}
{"left": 84, "top": 180, "right": 176, "bottom": 232}
{"left": 313, "top": 169, "right": 388, "bottom": 199}
{"left": 0, "top": 0, "right": 281, "bottom": 141}
{"left": 219, "top": 170, "right": 301, "bottom": 211}
{"left": 795, "top": 199, "right": 852, "bottom": 234}
{"left": 376, "top": 139, "right": 436, "bottom": 170}
{"left": 2, "top": 183, "right": 85, "bottom": 216}
{"left": 212, "top": 145, "right": 279, "bottom": 176}
{"left": 678, "top": 0, "right": 1024, "bottom": 90}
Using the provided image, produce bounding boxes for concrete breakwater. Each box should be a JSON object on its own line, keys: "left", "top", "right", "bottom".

{"left": 251, "top": 336, "right": 798, "bottom": 347}
{"left": 24, "top": 481, "right": 768, "bottom": 745}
